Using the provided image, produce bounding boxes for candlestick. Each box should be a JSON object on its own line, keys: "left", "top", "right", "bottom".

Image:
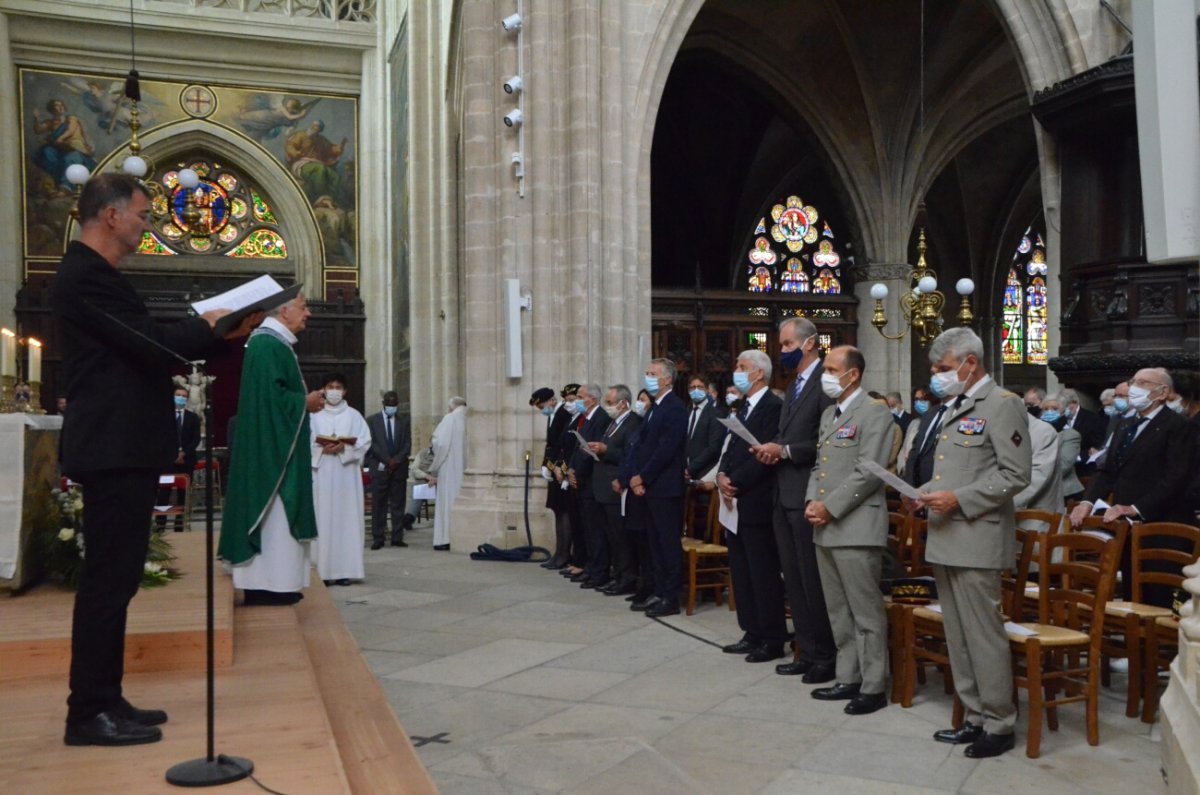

{"left": 0, "top": 374, "right": 14, "bottom": 413}
{"left": 0, "top": 329, "right": 14, "bottom": 377}
{"left": 26, "top": 338, "right": 42, "bottom": 384}
{"left": 28, "top": 381, "right": 45, "bottom": 415}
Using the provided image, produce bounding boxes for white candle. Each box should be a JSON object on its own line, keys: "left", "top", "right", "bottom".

{"left": 27, "top": 338, "right": 42, "bottom": 383}
{"left": 0, "top": 329, "right": 15, "bottom": 377}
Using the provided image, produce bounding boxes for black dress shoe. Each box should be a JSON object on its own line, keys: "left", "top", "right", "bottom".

{"left": 64, "top": 711, "right": 162, "bottom": 746}
{"left": 722, "top": 639, "right": 757, "bottom": 655}
{"left": 392, "top": 539, "right": 408, "bottom": 548}
{"left": 370, "top": 540, "right": 385, "bottom": 550}
{"left": 433, "top": 544, "right": 450, "bottom": 551}
{"left": 114, "top": 698, "right": 167, "bottom": 726}
{"left": 964, "top": 731, "right": 1016, "bottom": 758}
{"left": 335, "top": 578, "right": 351, "bottom": 586}
{"left": 933, "top": 722, "right": 983, "bottom": 745}
{"left": 775, "top": 660, "right": 812, "bottom": 676}
{"left": 540, "top": 560, "right": 561, "bottom": 569}
{"left": 606, "top": 583, "right": 637, "bottom": 596}
{"left": 631, "top": 595, "right": 661, "bottom": 612}
{"left": 243, "top": 590, "right": 303, "bottom": 606}
{"left": 745, "top": 645, "right": 786, "bottom": 663}
{"left": 801, "top": 663, "right": 836, "bottom": 684}
{"left": 645, "top": 600, "right": 680, "bottom": 618}
{"left": 812, "top": 682, "right": 861, "bottom": 700}
{"left": 579, "top": 578, "right": 601, "bottom": 589}
{"left": 844, "top": 691, "right": 887, "bottom": 715}
{"left": 569, "top": 572, "right": 589, "bottom": 583}
{"left": 401, "top": 514, "right": 415, "bottom": 530}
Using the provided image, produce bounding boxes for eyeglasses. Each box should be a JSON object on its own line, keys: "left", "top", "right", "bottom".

{"left": 1128, "top": 378, "right": 1164, "bottom": 389}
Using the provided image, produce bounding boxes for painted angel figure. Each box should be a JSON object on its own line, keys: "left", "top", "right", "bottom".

{"left": 235, "top": 94, "right": 320, "bottom": 142}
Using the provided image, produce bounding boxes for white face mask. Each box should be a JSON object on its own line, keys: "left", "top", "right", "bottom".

{"left": 1167, "top": 398, "right": 1184, "bottom": 414}
{"left": 603, "top": 404, "right": 619, "bottom": 419}
{"left": 632, "top": 400, "right": 648, "bottom": 417}
{"left": 324, "top": 389, "right": 344, "bottom": 406}
{"left": 820, "top": 372, "right": 848, "bottom": 400}
{"left": 1127, "top": 384, "right": 1159, "bottom": 412}
{"left": 930, "top": 360, "right": 970, "bottom": 398}
{"left": 725, "top": 392, "right": 739, "bottom": 406}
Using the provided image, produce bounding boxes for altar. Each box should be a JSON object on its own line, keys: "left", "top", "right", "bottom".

{"left": 0, "top": 413, "right": 62, "bottom": 591}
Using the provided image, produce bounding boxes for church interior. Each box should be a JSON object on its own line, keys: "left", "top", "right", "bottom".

{"left": 1, "top": 0, "right": 1198, "bottom": 792}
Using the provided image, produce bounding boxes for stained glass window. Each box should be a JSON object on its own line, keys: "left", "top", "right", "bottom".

{"left": 1002, "top": 226, "right": 1049, "bottom": 366}
{"left": 744, "top": 198, "right": 848, "bottom": 294}
{"left": 747, "top": 332, "right": 768, "bottom": 353}
{"left": 139, "top": 158, "right": 289, "bottom": 260}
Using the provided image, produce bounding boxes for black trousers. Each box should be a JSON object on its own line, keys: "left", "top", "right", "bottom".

{"left": 774, "top": 503, "right": 836, "bottom": 663}
{"left": 602, "top": 502, "right": 634, "bottom": 585}
{"left": 68, "top": 468, "right": 159, "bottom": 723}
{"left": 567, "top": 489, "right": 587, "bottom": 567}
{"left": 726, "top": 520, "right": 789, "bottom": 647}
{"left": 371, "top": 465, "right": 408, "bottom": 543}
{"left": 646, "top": 495, "right": 684, "bottom": 601}
{"left": 580, "top": 491, "right": 610, "bottom": 581}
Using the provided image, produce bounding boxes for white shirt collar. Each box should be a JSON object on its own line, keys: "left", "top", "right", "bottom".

{"left": 655, "top": 389, "right": 670, "bottom": 405}
{"left": 260, "top": 315, "right": 298, "bottom": 345}
{"left": 743, "top": 386, "right": 767, "bottom": 415}
{"left": 585, "top": 405, "right": 599, "bottom": 420}
{"left": 1139, "top": 404, "right": 1164, "bottom": 422}
{"left": 797, "top": 357, "right": 821, "bottom": 383}
{"left": 837, "top": 387, "right": 864, "bottom": 412}
{"left": 965, "top": 374, "right": 992, "bottom": 399}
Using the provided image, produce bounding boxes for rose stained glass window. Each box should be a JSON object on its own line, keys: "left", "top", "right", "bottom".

{"left": 744, "top": 198, "right": 847, "bottom": 294}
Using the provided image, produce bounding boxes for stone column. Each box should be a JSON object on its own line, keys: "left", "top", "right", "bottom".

{"left": 1036, "top": 124, "right": 1063, "bottom": 395}
{"left": 855, "top": 263, "right": 913, "bottom": 395}
{"left": 359, "top": 41, "right": 391, "bottom": 403}
{"left": 1161, "top": 556, "right": 1200, "bottom": 794}
{"left": 0, "top": 13, "right": 21, "bottom": 329}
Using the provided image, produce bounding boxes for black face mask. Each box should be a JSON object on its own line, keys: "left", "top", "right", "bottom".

{"left": 1027, "top": 405, "right": 1042, "bottom": 418}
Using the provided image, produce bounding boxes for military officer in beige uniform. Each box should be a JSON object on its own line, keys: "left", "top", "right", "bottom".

{"left": 804, "top": 346, "right": 894, "bottom": 716}
{"left": 913, "top": 327, "right": 1032, "bottom": 759}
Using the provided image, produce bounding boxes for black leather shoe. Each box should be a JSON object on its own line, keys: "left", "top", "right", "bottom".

{"left": 801, "top": 663, "right": 836, "bottom": 684}
{"left": 775, "top": 660, "right": 812, "bottom": 676}
{"left": 433, "top": 544, "right": 450, "bottom": 551}
{"left": 114, "top": 698, "right": 167, "bottom": 726}
{"left": 64, "top": 711, "right": 162, "bottom": 746}
{"left": 933, "top": 722, "right": 983, "bottom": 745}
{"left": 401, "top": 514, "right": 415, "bottom": 530}
{"left": 569, "top": 572, "right": 589, "bottom": 583}
{"left": 812, "top": 682, "right": 861, "bottom": 700}
{"left": 844, "top": 692, "right": 887, "bottom": 715}
{"left": 392, "top": 539, "right": 408, "bottom": 548}
{"left": 598, "top": 581, "right": 620, "bottom": 594}
{"left": 631, "top": 595, "right": 661, "bottom": 612}
{"left": 581, "top": 578, "right": 608, "bottom": 590}
{"left": 540, "top": 559, "right": 562, "bottom": 569}
{"left": 964, "top": 732, "right": 1016, "bottom": 759}
{"left": 334, "top": 579, "right": 351, "bottom": 586}
{"left": 243, "top": 589, "right": 302, "bottom": 606}
{"left": 745, "top": 645, "right": 786, "bottom": 663}
{"left": 370, "top": 540, "right": 384, "bottom": 550}
{"left": 722, "top": 639, "right": 757, "bottom": 655}
{"left": 645, "top": 600, "right": 680, "bottom": 618}
{"left": 606, "top": 583, "right": 637, "bottom": 596}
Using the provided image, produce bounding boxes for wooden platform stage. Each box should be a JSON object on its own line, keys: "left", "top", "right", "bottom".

{"left": 0, "top": 533, "right": 438, "bottom": 794}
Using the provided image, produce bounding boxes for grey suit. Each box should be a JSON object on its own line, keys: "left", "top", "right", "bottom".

{"left": 1013, "top": 414, "right": 1063, "bottom": 517}
{"left": 772, "top": 363, "right": 836, "bottom": 663}
{"left": 806, "top": 391, "right": 893, "bottom": 694}
{"left": 1057, "top": 427, "right": 1084, "bottom": 497}
{"left": 920, "top": 378, "right": 1031, "bottom": 736}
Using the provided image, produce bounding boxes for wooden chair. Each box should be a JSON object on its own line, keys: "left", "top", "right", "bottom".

{"left": 681, "top": 494, "right": 734, "bottom": 616}
{"left": 1008, "top": 522, "right": 1126, "bottom": 758}
{"left": 1142, "top": 613, "right": 1182, "bottom": 723}
{"left": 191, "top": 458, "right": 223, "bottom": 509}
{"left": 1011, "top": 509, "right": 1064, "bottom": 620}
{"left": 152, "top": 474, "right": 191, "bottom": 530}
{"left": 1102, "top": 522, "right": 1200, "bottom": 721}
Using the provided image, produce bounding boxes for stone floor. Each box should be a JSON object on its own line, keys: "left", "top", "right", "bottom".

{"left": 333, "top": 523, "right": 1167, "bottom": 795}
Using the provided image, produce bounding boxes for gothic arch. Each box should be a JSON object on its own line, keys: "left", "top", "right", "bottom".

{"left": 76, "top": 119, "right": 325, "bottom": 290}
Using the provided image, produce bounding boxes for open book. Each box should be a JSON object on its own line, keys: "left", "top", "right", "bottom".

{"left": 191, "top": 275, "right": 303, "bottom": 337}
{"left": 316, "top": 435, "right": 357, "bottom": 447}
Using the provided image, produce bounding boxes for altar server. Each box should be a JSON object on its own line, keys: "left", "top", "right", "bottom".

{"left": 310, "top": 372, "right": 372, "bottom": 584}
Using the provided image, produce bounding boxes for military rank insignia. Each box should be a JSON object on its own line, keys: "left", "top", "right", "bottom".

{"left": 835, "top": 425, "right": 858, "bottom": 439}
{"left": 956, "top": 418, "right": 986, "bottom": 435}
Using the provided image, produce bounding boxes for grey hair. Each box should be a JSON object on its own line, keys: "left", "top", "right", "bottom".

{"left": 448, "top": 396, "right": 467, "bottom": 410}
{"left": 1099, "top": 388, "right": 1115, "bottom": 402}
{"left": 928, "top": 327, "right": 984, "bottom": 365}
{"left": 580, "top": 383, "right": 603, "bottom": 401}
{"left": 737, "top": 349, "right": 773, "bottom": 383}
{"left": 1150, "top": 367, "right": 1174, "bottom": 391}
{"left": 780, "top": 316, "right": 817, "bottom": 342}
{"left": 1026, "top": 386, "right": 1047, "bottom": 401}
{"left": 650, "top": 357, "right": 677, "bottom": 384}
{"left": 1042, "top": 393, "right": 1064, "bottom": 409}
{"left": 608, "top": 384, "right": 632, "bottom": 406}
{"left": 1060, "top": 388, "right": 1079, "bottom": 405}
{"left": 886, "top": 391, "right": 902, "bottom": 403}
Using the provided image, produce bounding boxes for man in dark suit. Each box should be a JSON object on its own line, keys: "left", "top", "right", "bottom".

{"left": 589, "top": 384, "right": 642, "bottom": 595}
{"left": 1071, "top": 368, "right": 1194, "bottom": 604}
{"left": 886, "top": 391, "right": 914, "bottom": 435}
{"left": 752, "top": 317, "right": 836, "bottom": 680}
{"left": 718, "top": 350, "right": 787, "bottom": 662}
{"left": 624, "top": 358, "right": 688, "bottom": 617}
{"left": 685, "top": 374, "right": 725, "bottom": 479}
{"left": 54, "top": 173, "right": 257, "bottom": 747}
{"left": 365, "top": 390, "right": 412, "bottom": 549}
{"left": 568, "top": 384, "right": 612, "bottom": 588}
{"left": 170, "top": 385, "right": 201, "bottom": 474}
{"left": 540, "top": 384, "right": 579, "bottom": 569}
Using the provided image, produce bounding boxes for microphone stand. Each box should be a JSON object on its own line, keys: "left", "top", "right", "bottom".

{"left": 80, "top": 302, "right": 252, "bottom": 786}
{"left": 165, "top": 359, "right": 252, "bottom": 788}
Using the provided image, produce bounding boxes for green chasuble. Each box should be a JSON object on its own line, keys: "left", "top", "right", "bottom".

{"left": 218, "top": 327, "right": 317, "bottom": 565}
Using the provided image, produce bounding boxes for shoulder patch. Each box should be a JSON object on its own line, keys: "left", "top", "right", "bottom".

{"left": 999, "top": 390, "right": 1021, "bottom": 400}
{"left": 1011, "top": 430, "right": 1023, "bottom": 447}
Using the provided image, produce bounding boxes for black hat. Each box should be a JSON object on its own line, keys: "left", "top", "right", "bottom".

{"left": 529, "top": 387, "right": 554, "bottom": 406}
{"left": 561, "top": 383, "right": 581, "bottom": 397}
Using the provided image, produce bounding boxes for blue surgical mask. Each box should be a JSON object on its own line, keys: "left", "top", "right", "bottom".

{"left": 644, "top": 374, "right": 661, "bottom": 395}
{"left": 540, "top": 404, "right": 554, "bottom": 417}
{"left": 1039, "top": 410, "right": 1061, "bottom": 424}
{"left": 574, "top": 399, "right": 587, "bottom": 415}
{"left": 1113, "top": 397, "right": 1129, "bottom": 413}
{"left": 383, "top": 405, "right": 398, "bottom": 417}
{"left": 689, "top": 389, "right": 706, "bottom": 404}
{"left": 732, "top": 371, "right": 753, "bottom": 394}
{"left": 174, "top": 396, "right": 187, "bottom": 408}
{"left": 914, "top": 399, "right": 930, "bottom": 416}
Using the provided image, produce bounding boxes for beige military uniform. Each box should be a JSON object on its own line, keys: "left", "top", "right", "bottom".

{"left": 806, "top": 390, "right": 894, "bottom": 694}
{"left": 920, "top": 377, "right": 1032, "bottom": 735}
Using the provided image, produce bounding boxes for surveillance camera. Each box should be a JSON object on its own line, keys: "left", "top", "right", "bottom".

{"left": 511, "top": 152, "right": 523, "bottom": 165}
{"left": 503, "top": 75, "right": 523, "bottom": 94}
{"left": 501, "top": 13, "right": 522, "bottom": 32}
{"left": 503, "top": 108, "right": 523, "bottom": 127}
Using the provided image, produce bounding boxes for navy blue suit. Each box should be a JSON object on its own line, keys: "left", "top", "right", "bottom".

{"left": 570, "top": 408, "right": 613, "bottom": 581}
{"left": 626, "top": 390, "right": 688, "bottom": 601}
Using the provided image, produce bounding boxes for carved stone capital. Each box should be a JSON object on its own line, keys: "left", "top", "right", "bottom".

{"left": 860, "top": 262, "right": 912, "bottom": 282}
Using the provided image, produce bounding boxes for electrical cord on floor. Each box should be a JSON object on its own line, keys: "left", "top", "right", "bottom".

{"left": 648, "top": 614, "right": 724, "bottom": 649}
{"left": 218, "top": 755, "right": 292, "bottom": 795}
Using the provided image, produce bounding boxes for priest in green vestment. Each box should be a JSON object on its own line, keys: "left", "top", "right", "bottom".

{"left": 219, "top": 294, "right": 325, "bottom": 606}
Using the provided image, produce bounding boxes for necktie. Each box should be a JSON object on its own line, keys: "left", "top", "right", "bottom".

{"left": 385, "top": 417, "right": 395, "bottom": 453}
{"left": 919, "top": 405, "right": 947, "bottom": 457}
{"left": 605, "top": 418, "right": 618, "bottom": 438}
{"left": 176, "top": 411, "right": 183, "bottom": 447}
{"left": 834, "top": 406, "right": 842, "bottom": 419}
{"left": 1116, "top": 416, "right": 1147, "bottom": 466}
{"left": 791, "top": 374, "right": 804, "bottom": 403}
{"left": 688, "top": 407, "right": 699, "bottom": 439}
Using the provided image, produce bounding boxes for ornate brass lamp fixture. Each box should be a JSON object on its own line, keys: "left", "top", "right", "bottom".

{"left": 869, "top": 230, "right": 974, "bottom": 347}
